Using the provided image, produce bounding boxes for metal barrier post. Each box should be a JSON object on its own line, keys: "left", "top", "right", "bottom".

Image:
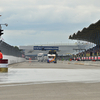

{"left": 0, "top": 59, "right": 8, "bottom": 72}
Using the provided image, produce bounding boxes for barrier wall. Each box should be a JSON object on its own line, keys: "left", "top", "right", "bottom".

{"left": 3, "top": 55, "right": 26, "bottom": 64}
{"left": 74, "top": 56, "right": 100, "bottom": 61}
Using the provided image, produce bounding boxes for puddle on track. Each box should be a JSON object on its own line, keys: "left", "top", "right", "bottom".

{"left": 0, "top": 68, "right": 100, "bottom": 86}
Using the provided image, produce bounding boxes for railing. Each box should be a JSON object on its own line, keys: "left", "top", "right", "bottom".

{"left": 27, "top": 43, "right": 90, "bottom": 46}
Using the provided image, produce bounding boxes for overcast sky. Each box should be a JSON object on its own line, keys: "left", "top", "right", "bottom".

{"left": 0, "top": 0, "right": 100, "bottom": 46}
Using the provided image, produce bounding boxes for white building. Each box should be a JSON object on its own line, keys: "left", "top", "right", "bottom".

{"left": 19, "top": 43, "right": 93, "bottom": 60}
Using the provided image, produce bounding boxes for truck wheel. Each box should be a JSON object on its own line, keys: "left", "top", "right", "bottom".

{"left": 54, "top": 61, "right": 57, "bottom": 63}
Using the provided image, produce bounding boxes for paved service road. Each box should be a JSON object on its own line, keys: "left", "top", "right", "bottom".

{"left": 0, "top": 60, "right": 100, "bottom": 100}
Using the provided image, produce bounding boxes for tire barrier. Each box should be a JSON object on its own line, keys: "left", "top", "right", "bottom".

{"left": 0, "top": 59, "right": 8, "bottom": 72}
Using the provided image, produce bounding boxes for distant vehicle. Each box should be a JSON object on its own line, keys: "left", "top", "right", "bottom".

{"left": 37, "top": 53, "right": 44, "bottom": 62}
{"left": 37, "top": 53, "right": 47, "bottom": 62}
{"left": 47, "top": 50, "right": 57, "bottom": 63}
{"left": 44, "top": 56, "right": 47, "bottom": 62}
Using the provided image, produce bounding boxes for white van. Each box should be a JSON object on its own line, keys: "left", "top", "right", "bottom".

{"left": 37, "top": 53, "right": 44, "bottom": 62}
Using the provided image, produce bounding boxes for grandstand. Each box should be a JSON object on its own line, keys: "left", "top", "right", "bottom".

{"left": 0, "top": 40, "right": 25, "bottom": 64}
{"left": 0, "top": 40, "right": 23, "bottom": 57}
{"left": 69, "top": 20, "right": 100, "bottom": 44}
{"left": 69, "top": 20, "right": 100, "bottom": 61}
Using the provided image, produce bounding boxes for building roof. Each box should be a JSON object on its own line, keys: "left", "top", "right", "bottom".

{"left": 69, "top": 20, "right": 100, "bottom": 44}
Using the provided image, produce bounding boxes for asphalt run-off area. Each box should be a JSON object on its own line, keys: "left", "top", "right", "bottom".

{"left": 0, "top": 60, "right": 100, "bottom": 100}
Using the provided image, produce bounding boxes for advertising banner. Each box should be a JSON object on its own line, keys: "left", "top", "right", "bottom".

{"left": 34, "top": 46, "right": 59, "bottom": 51}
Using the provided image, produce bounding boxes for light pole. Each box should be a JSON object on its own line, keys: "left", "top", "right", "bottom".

{"left": 0, "top": 23, "right": 8, "bottom": 41}
{"left": 0, "top": 23, "right": 8, "bottom": 29}
{"left": 0, "top": 15, "right": 8, "bottom": 28}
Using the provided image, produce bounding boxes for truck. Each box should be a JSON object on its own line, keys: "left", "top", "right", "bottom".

{"left": 37, "top": 53, "right": 47, "bottom": 62}
{"left": 37, "top": 53, "right": 44, "bottom": 62}
{"left": 47, "top": 50, "right": 57, "bottom": 63}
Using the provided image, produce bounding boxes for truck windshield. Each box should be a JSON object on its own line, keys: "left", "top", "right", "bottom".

{"left": 38, "top": 56, "right": 42, "bottom": 57}
{"left": 48, "top": 56, "right": 54, "bottom": 58}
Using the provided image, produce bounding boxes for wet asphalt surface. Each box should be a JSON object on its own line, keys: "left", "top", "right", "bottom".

{"left": 0, "top": 60, "right": 100, "bottom": 100}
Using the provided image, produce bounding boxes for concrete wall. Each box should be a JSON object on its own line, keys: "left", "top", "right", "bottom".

{"left": 3, "top": 55, "right": 26, "bottom": 64}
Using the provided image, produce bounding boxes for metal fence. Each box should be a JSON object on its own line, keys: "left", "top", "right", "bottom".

{"left": 0, "top": 40, "right": 23, "bottom": 57}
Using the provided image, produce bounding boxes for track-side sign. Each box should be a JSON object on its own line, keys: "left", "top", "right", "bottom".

{"left": 34, "top": 46, "right": 59, "bottom": 50}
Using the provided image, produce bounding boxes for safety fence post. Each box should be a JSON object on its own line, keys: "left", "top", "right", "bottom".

{"left": 0, "top": 59, "right": 8, "bottom": 72}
